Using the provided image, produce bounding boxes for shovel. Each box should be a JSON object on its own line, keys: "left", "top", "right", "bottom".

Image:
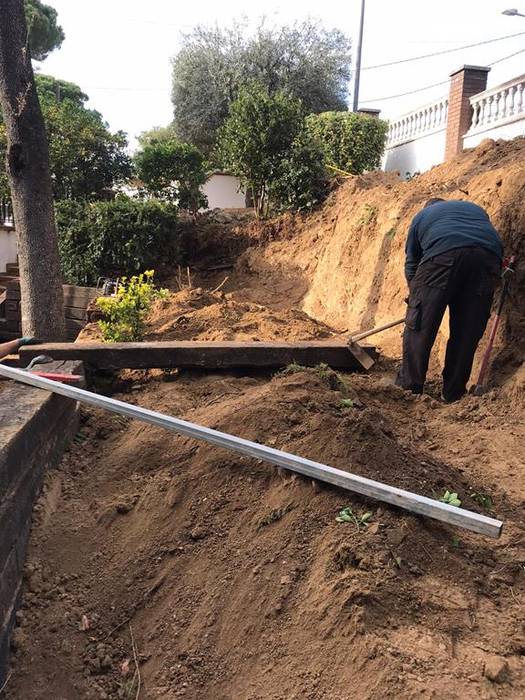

{"left": 25, "top": 354, "right": 82, "bottom": 384}
{"left": 471, "top": 255, "right": 516, "bottom": 396}
{"left": 347, "top": 317, "right": 406, "bottom": 370}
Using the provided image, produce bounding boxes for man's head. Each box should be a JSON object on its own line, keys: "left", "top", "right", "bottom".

{"left": 424, "top": 197, "right": 445, "bottom": 208}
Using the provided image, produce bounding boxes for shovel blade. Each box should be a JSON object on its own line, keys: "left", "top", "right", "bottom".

{"left": 347, "top": 341, "right": 375, "bottom": 370}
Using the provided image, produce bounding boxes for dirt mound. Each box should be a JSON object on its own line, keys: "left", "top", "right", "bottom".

{"left": 80, "top": 287, "right": 336, "bottom": 344}
{"left": 6, "top": 368, "right": 525, "bottom": 699}
{"left": 6, "top": 140, "right": 525, "bottom": 699}
{"left": 236, "top": 137, "right": 525, "bottom": 378}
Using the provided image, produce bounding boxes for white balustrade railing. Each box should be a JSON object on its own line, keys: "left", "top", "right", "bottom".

{"left": 468, "top": 74, "right": 525, "bottom": 134}
{"left": 386, "top": 97, "right": 448, "bottom": 148}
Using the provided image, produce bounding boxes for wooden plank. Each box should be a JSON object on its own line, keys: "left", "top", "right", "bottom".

{"left": 65, "top": 319, "right": 85, "bottom": 331}
{"left": 2, "top": 282, "right": 97, "bottom": 307}
{"left": 0, "top": 363, "right": 504, "bottom": 539}
{"left": 62, "top": 285, "right": 98, "bottom": 307}
{"left": 64, "top": 307, "right": 88, "bottom": 321}
{"left": 20, "top": 340, "right": 376, "bottom": 371}
{"left": 6, "top": 308, "right": 19, "bottom": 322}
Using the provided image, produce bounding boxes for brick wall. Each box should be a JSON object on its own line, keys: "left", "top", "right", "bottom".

{"left": 0, "top": 366, "right": 80, "bottom": 684}
{"left": 445, "top": 65, "right": 490, "bottom": 161}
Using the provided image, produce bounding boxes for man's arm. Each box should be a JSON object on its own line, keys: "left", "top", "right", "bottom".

{"left": 404, "top": 216, "right": 422, "bottom": 283}
{"left": 0, "top": 337, "right": 38, "bottom": 361}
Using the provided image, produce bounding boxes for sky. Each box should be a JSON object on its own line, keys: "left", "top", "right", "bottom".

{"left": 37, "top": 0, "right": 525, "bottom": 150}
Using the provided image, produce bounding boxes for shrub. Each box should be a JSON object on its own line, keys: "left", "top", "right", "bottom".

{"left": 218, "top": 84, "right": 327, "bottom": 217}
{"left": 97, "top": 271, "right": 168, "bottom": 342}
{"left": 269, "top": 131, "right": 328, "bottom": 212}
{"left": 56, "top": 198, "right": 181, "bottom": 286}
{"left": 134, "top": 138, "right": 207, "bottom": 213}
{"left": 306, "top": 111, "right": 388, "bottom": 175}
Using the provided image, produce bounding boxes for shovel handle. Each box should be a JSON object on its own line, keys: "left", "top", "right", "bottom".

{"left": 350, "top": 317, "right": 405, "bottom": 343}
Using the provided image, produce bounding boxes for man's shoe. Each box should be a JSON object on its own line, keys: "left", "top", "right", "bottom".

{"left": 441, "top": 392, "right": 465, "bottom": 404}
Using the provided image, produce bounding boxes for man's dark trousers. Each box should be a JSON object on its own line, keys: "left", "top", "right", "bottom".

{"left": 397, "top": 247, "right": 500, "bottom": 401}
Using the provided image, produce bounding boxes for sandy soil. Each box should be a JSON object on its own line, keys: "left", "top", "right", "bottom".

{"left": 5, "top": 138, "right": 525, "bottom": 700}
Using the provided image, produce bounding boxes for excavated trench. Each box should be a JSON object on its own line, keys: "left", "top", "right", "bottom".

{"left": 4, "top": 139, "right": 525, "bottom": 699}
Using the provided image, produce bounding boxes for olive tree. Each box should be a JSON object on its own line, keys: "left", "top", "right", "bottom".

{"left": 172, "top": 19, "right": 351, "bottom": 153}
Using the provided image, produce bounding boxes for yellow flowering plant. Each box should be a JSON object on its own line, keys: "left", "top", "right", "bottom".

{"left": 96, "top": 270, "right": 168, "bottom": 342}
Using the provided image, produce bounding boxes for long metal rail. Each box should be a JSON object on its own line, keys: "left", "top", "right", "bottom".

{"left": 0, "top": 364, "right": 503, "bottom": 538}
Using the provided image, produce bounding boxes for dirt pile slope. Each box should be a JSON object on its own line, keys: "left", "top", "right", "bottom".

{"left": 80, "top": 287, "right": 336, "bottom": 343}
{"left": 6, "top": 369, "right": 525, "bottom": 699}
{"left": 237, "top": 138, "right": 525, "bottom": 377}
{"left": 5, "top": 139, "right": 525, "bottom": 700}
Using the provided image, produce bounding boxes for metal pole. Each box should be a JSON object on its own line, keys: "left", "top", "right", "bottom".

{"left": 0, "top": 363, "right": 503, "bottom": 538}
{"left": 352, "top": 0, "right": 366, "bottom": 112}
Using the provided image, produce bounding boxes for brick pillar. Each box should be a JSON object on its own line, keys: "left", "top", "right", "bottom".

{"left": 445, "top": 65, "right": 490, "bottom": 160}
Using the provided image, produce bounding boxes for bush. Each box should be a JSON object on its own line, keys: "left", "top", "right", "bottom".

{"left": 134, "top": 138, "right": 207, "bottom": 213}
{"left": 218, "top": 84, "right": 327, "bottom": 217}
{"left": 97, "top": 271, "right": 167, "bottom": 342}
{"left": 269, "top": 131, "right": 328, "bottom": 212}
{"left": 306, "top": 111, "right": 388, "bottom": 175}
{"left": 56, "top": 198, "right": 181, "bottom": 286}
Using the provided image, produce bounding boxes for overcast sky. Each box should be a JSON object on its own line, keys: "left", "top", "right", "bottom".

{"left": 37, "top": 0, "right": 525, "bottom": 149}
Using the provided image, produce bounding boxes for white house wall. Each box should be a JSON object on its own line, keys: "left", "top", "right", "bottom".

{"left": 382, "top": 128, "right": 447, "bottom": 177}
{"left": 0, "top": 226, "right": 17, "bottom": 274}
{"left": 202, "top": 175, "right": 246, "bottom": 210}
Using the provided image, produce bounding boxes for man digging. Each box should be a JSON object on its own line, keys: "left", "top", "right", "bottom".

{"left": 396, "top": 198, "right": 503, "bottom": 402}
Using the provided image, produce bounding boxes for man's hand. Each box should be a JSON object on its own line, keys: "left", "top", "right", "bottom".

{"left": 18, "top": 337, "right": 40, "bottom": 347}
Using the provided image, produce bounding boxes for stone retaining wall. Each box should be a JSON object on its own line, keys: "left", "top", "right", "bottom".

{"left": 0, "top": 364, "right": 80, "bottom": 684}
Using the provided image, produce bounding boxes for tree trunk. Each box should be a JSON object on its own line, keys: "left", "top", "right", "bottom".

{"left": 0, "top": 0, "right": 65, "bottom": 340}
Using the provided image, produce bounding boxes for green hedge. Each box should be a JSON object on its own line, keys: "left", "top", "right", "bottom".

{"left": 306, "top": 111, "right": 388, "bottom": 175}
{"left": 56, "top": 198, "right": 181, "bottom": 286}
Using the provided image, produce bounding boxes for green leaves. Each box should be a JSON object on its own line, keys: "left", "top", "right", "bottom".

{"left": 439, "top": 490, "right": 462, "bottom": 507}
{"left": 171, "top": 19, "right": 351, "bottom": 153}
{"left": 134, "top": 139, "right": 207, "bottom": 213}
{"left": 218, "top": 84, "right": 328, "bottom": 218}
{"left": 306, "top": 111, "right": 389, "bottom": 176}
{"left": 218, "top": 85, "right": 305, "bottom": 218}
{"left": 25, "top": 0, "right": 64, "bottom": 61}
{"left": 336, "top": 507, "right": 373, "bottom": 530}
{"left": 97, "top": 271, "right": 168, "bottom": 343}
{"left": 56, "top": 199, "right": 180, "bottom": 286}
{"left": 470, "top": 492, "right": 493, "bottom": 510}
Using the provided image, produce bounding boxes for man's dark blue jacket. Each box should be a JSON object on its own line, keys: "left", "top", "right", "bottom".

{"left": 405, "top": 200, "right": 503, "bottom": 282}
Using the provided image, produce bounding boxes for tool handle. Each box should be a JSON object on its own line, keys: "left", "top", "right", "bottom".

{"left": 474, "top": 255, "right": 516, "bottom": 390}
{"left": 350, "top": 317, "right": 405, "bottom": 343}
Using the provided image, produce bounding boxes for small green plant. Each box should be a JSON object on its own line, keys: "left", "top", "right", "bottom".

{"left": 279, "top": 361, "right": 308, "bottom": 376}
{"left": 257, "top": 503, "right": 295, "bottom": 530}
{"left": 336, "top": 506, "right": 373, "bottom": 531}
{"left": 340, "top": 398, "right": 354, "bottom": 409}
{"left": 357, "top": 204, "right": 377, "bottom": 227}
{"left": 470, "top": 492, "right": 493, "bottom": 510}
{"left": 439, "top": 490, "right": 462, "bottom": 507}
{"left": 451, "top": 535, "right": 461, "bottom": 548}
{"left": 312, "top": 363, "right": 347, "bottom": 392}
{"left": 278, "top": 362, "right": 348, "bottom": 393}
{"left": 97, "top": 270, "right": 168, "bottom": 342}
{"left": 385, "top": 227, "right": 397, "bottom": 239}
